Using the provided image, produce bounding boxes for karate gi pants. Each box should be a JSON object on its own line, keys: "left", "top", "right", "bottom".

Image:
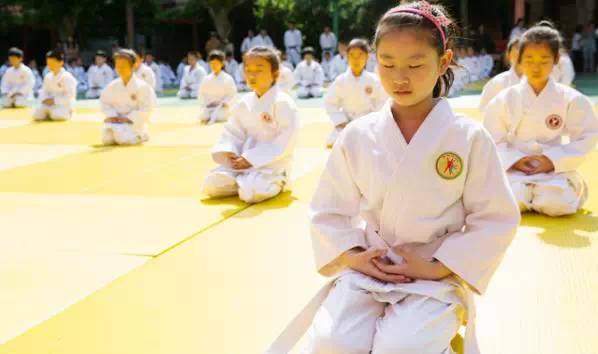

{"left": 102, "top": 123, "right": 148, "bottom": 146}
{"left": 33, "top": 104, "right": 71, "bottom": 121}
{"left": 203, "top": 167, "right": 285, "bottom": 204}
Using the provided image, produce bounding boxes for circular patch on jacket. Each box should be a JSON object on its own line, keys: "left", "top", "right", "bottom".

{"left": 260, "top": 112, "right": 273, "bottom": 123}
{"left": 545, "top": 114, "right": 563, "bottom": 130}
{"left": 365, "top": 86, "right": 373, "bottom": 95}
{"left": 436, "top": 152, "right": 463, "bottom": 180}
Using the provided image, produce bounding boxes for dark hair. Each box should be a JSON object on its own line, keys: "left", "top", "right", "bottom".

{"left": 243, "top": 46, "right": 280, "bottom": 78}
{"left": 518, "top": 23, "right": 561, "bottom": 63}
{"left": 373, "top": 1, "right": 458, "bottom": 97}
{"left": 113, "top": 49, "right": 136, "bottom": 65}
{"left": 8, "top": 47, "right": 24, "bottom": 58}
{"left": 187, "top": 51, "right": 200, "bottom": 58}
{"left": 347, "top": 38, "right": 370, "bottom": 54}
{"left": 302, "top": 46, "right": 315, "bottom": 56}
{"left": 506, "top": 36, "right": 521, "bottom": 54}
{"left": 208, "top": 50, "right": 225, "bottom": 62}
{"left": 46, "top": 49, "right": 64, "bottom": 61}
{"left": 95, "top": 50, "right": 107, "bottom": 58}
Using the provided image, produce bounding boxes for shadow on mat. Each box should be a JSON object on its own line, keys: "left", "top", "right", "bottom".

{"left": 199, "top": 191, "right": 297, "bottom": 218}
{"left": 521, "top": 209, "right": 597, "bottom": 248}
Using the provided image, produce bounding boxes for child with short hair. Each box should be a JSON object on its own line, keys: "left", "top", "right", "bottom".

{"left": 198, "top": 50, "right": 237, "bottom": 124}
{"left": 33, "top": 50, "right": 77, "bottom": 121}
{"left": 1, "top": 47, "right": 35, "bottom": 108}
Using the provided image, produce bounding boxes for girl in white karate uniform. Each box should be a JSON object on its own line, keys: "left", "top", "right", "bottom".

{"left": 479, "top": 37, "right": 522, "bottom": 111}
{"left": 198, "top": 50, "right": 237, "bottom": 124}
{"left": 133, "top": 50, "right": 156, "bottom": 90}
{"left": 203, "top": 46, "right": 300, "bottom": 204}
{"left": 484, "top": 23, "right": 598, "bottom": 217}
{"left": 325, "top": 38, "right": 388, "bottom": 148}
{"left": 265, "top": 2, "right": 520, "bottom": 354}
{"left": 33, "top": 50, "right": 77, "bottom": 121}
{"left": 100, "top": 49, "right": 157, "bottom": 146}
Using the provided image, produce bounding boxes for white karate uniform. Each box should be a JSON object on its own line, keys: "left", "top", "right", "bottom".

{"left": 134, "top": 63, "right": 156, "bottom": 90}
{"left": 1, "top": 64, "right": 35, "bottom": 107}
{"left": 33, "top": 68, "right": 77, "bottom": 121}
{"left": 325, "top": 69, "right": 388, "bottom": 147}
{"left": 478, "top": 68, "right": 521, "bottom": 111}
{"left": 241, "top": 36, "right": 255, "bottom": 54}
{"left": 319, "top": 32, "right": 337, "bottom": 56}
{"left": 203, "top": 85, "right": 299, "bottom": 203}
{"left": 284, "top": 29, "right": 303, "bottom": 66}
{"left": 235, "top": 63, "right": 249, "bottom": 92}
{"left": 448, "top": 65, "right": 468, "bottom": 97}
{"left": 484, "top": 78, "right": 598, "bottom": 216}
{"left": 198, "top": 60, "right": 210, "bottom": 74}
{"left": 86, "top": 64, "right": 114, "bottom": 99}
{"left": 176, "top": 62, "right": 185, "bottom": 85}
{"left": 330, "top": 54, "right": 347, "bottom": 81}
{"left": 252, "top": 35, "right": 274, "bottom": 48}
{"left": 224, "top": 58, "right": 239, "bottom": 77}
{"left": 177, "top": 64, "right": 207, "bottom": 99}
{"left": 321, "top": 58, "right": 334, "bottom": 82}
{"left": 67, "top": 65, "right": 88, "bottom": 92}
{"left": 551, "top": 54, "right": 575, "bottom": 86}
{"left": 160, "top": 63, "right": 176, "bottom": 86}
{"left": 198, "top": 71, "right": 237, "bottom": 124}
{"left": 366, "top": 52, "right": 377, "bottom": 72}
{"left": 264, "top": 99, "right": 520, "bottom": 354}
{"left": 148, "top": 62, "right": 162, "bottom": 93}
{"left": 277, "top": 65, "right": 296, "bottom": 94}
{"left": 100, "top": 75, "right": 157, "bottom": 145}
{"left": 480, "top": 54, "right": 494, "bottom": 79}
{"left": 282, "top": 60, "right": 294, "bottom": 70}
{"left": 294, "top": 60, "right": 324, "bottom": 99}
{"left": 32, "top": 68, "right": 43, "bottom": 96}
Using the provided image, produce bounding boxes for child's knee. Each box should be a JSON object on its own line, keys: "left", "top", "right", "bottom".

{"left": 203, "top": 172, "right": 238, "bottom": 198}
{"left": 310, "top": 332, "right": 369, "bottom": 354}
{"left": 510, "top": 181, "right": 532, "bottom": 212}
{"left": 532, "top": 185, "right": 579, "bottom": 216}
{"left": 237, "top": 176, "right": 282, "bottom": 203}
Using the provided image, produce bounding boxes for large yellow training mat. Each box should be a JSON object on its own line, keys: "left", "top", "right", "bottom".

{"left": 1, "top": 95, "right": 597, "bottom": 354}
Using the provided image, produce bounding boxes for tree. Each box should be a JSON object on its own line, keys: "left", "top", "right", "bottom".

{"left": 182, "top": 0, "right": 249, "bottom": 40}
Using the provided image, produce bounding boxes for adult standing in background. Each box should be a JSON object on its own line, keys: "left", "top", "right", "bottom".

{"left": 241, "top": 30, "right": 256, "bottom": 54}
{"left": 284, "top": 23, "right": 302, "bottom": 66}
{"left": 571, "top": 25, "right": 584, "bottom": 72}
{"left": 320, "top": 26, "right": 337, "bottom": 57}
{"left": 205, "top": 32, "right": 222, "bottom": 55}
{"left": 510, "top": 18, "right": 526, "bottom": 40}
{"left": 582, "top": 22, "right": 596, "bottom": 72}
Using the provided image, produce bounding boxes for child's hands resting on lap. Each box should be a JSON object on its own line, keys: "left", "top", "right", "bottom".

{"left": 371, "top": 246, "right": 453, "bottom": 281}
{"left": 512, "top": 155, "right": 555, "bottom": 175}
{"left": 230, "top": 156, "right": 252, "bottom": 170}
{"left": 340, "top": 247, "right": 413, "bottom": 284}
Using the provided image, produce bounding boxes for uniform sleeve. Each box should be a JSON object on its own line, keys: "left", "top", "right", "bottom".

{"left": 241, "top": 101, "right": 300, "bottom": 169}
{"left": 310, "top": 130, "right": 368, "bottom": 276}
{"left": 54, "top": 75, "right": 77, "bottom": 105}
{"left": 20, "top": 69, "right": 35, "bottom": 96}
{"left": 479, "top": 77, "right": 503, "bottom": 111}
{"left": 223, "top": 76, "right": 238, "bottom": 106}
{"left": 562, "top": 58, "right": 575, "bottom": 86}
{"left": 87, "top": 68, "right": 94, "bottom": 87}
{"left": 126, "top": 84, "right": 156, "bottom": 128}
{"left": 483, "top": 94, "right": 527, "bottom": 170}
{"left": 211, "top": 103, "right": 247, "bottom": 166}
{"left": 324, "top": 79, "right": 348, "bottom": 126}
{"left": 433, "top": 128, "right": 520, "bottom": 295}
{"left": 314, "top": 65, "right": 324, "bottom": 86}
{"left": 543, "top": 95, "right": 598, "bottom": 173}
{"left": 1, "top": 72, "right": 8, "bottom": 95}
{"left": 294, "top": 66, "right": 307, "bottom": 87}
{"left": 38, "top": 75, "right": 50, "bottom": 101}
{"left": 100, "top": 85, "right": 118, "bottom": 118}
{"left": 146, "top": 69, "right": 157, "bottom": 90}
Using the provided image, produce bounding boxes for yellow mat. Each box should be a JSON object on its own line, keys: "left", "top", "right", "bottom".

{"left": 1, "top": 98, "right": 597, "bottom": 354}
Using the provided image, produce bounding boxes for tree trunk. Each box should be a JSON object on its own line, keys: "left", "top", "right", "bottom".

{"left": 126, "top": 0, "right": 135, "bottom": 47}
{"left": 208, "top": 7, "right": 233, "bottom": 40}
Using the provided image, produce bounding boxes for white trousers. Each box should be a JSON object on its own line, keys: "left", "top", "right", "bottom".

{"left": 286, "top": 47, "right": 302, "bottom": 66}
{"left": 102, "top": 123, "right": 148, "bottom": 146}
{"left": 297, "top": 85, "right": 323, "bottom": 99}
{"left": 85, "top": 88, "right": 102, "bottom": 99}
{"left": 509, "top": 172, "right": 586, "bottom": 216}
{"left": 177, "top": 88, "right": 198, "bottom": 99}
{"left": 202, "top": 167, "right": 285, "bottom": 204}
{"left": 304, "top": 272, "right": 461, "bottom": 354}
{"left": 2, "top": 95, "right": 30, "bottom": 108}
{"left": 33, "top": 104, "right": 71, "bottom": 121}
{"left": 200, "top": 106, "right": 230, "bottom": 124}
